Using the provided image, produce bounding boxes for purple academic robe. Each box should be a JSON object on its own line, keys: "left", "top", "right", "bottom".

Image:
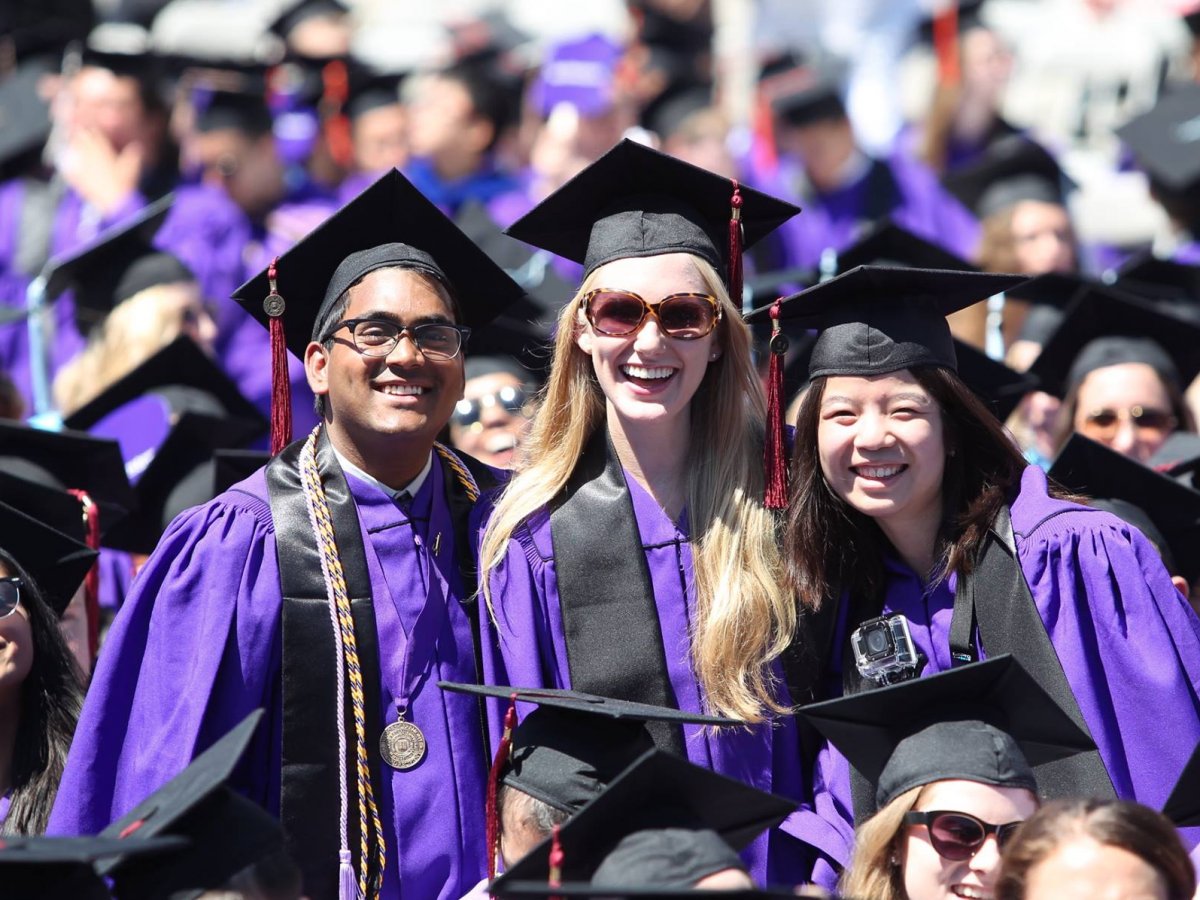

{"left": 0, "top": 180, "right": 144, "bottom": 409}
{"left": 770, "top": 153, "right": 980, "bottom": 270}
{"left": 48, "top": 457, "right": 491, "bottom": 899}
{"left": 795, "top": 466, "right": 1200, "bottom": 889}
{"left": 480, "top": 471, "right": 812, "bottom": 886}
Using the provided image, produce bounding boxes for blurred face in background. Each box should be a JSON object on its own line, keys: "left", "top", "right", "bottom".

{"left": 1073, "top": 363, "right": 1176, "bottom": 463}
{"left": 191, "top": 128, "right": 285, "bottom": 220}
{"left": 959, "top": 27, "right": 1013, "bottom": 106}
{"left": 67, "top": 66, "right": 148, "bottom": 152}
{"left": 1010, "top": 201, "right": 1076, "bottom": 275}
{"left": 448, "top": 371, "right": 533, "bottom": 468}
{"left": 778, "top": 116, "right": 857, "bottom": 194}
{"left": 352, "top": 103, "right": 409, "bottom": 173}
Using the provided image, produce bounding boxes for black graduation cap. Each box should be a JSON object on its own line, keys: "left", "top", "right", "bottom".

{"left": 440, "top": 683, "right": 736, "bottom": 814}
{"left": 0, "top": 498, "right": 97, "bottom": 616}
{"left": 747, "top": 266, "right": 1026, "bottom": 378}
{"left": 62, "top": 335, "right": 266, "bottom": 445}
{"left": 193, "top": 86, "right": 273, "bottom": 135}
{"left": 1148, "top": 430, "right": 1200, "bottom": 485}
{"left": 765, "top": 65, "right": 847, "bottom": 129}
{"left": 1162, "top": 742, "right": 1200, "bottom": 827}
{"left": 954, "top": 339, "right": 1039, "bottom": 421}
{"left": 100, "top": 710, "right": 285, "bottom": 898}
{"left": 455, "top": 200, "right": 567, "bottom": 373}
{"left": 1025, "top": 284, "right": 1200, "bottom": 398}
{"left": 1048, "top": 434, "right": 1200, "bottom": 582}
{"left": 1117, "top": 83, "right": 1200, "bottom": 197}
{"left": 504, "top": 139, "right": 800, "bottom": 284}
{"left": 1186, "top": 8, "right": 1200, "bottom": 38}
{"left": 1005, "top": 271, "right": 1103, "bottom": 346}
{"left": 0, "top": 419, "right": 135, "bottom": 527}
{"left": 490, "top": 748, "right": 796, "bottom": 889}
{"left": 942, "top": 136, "right": 1074, "bottom": 219}
{"left": 347, "top": 70, "right": 406, "bottom": 121}
{"left": 42, "top": 195, "right": 193, "bottom": 334}
{"left": 0, "top": 469, "right": 89, "bottom": 544}
{"left": 915, "top": 0, "right": 990, "bottom": 44}
{"left": 835, "top": 219, "right": 978, "bottom": 274}
{"left": 101, "top": 411, "right": 258, "bottom": 555}
{"left": 1112, "top": 252, "right": 1200, "bottom": 322}
{"left": 0, "top": 834, "right": 186, "bottom": 900}
{"left": 80, "top": 44, "right": 162, "bottom": 84}
{"left": 0, "top": 64, "right": 52, "bottom": 176}
{"left": 233, "top": 169, "right": 527, "bottom": 360}
{"left": 800, "top": 655, "right": 1096, "bottom": 812}
{"left": 213, "top": 448, "right": 273, "bottom": 494}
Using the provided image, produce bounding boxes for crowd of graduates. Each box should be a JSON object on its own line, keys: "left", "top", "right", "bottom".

{"left": 3, "top": 0, "right": 1200, "bottom": 898}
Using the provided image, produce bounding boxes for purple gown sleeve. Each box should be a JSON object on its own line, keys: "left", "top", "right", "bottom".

{"left": 1017, "top": 505, "right": 1200, "bottom": 806}
{"left": 47, "top": 488, "right": 283, "bottom": 835}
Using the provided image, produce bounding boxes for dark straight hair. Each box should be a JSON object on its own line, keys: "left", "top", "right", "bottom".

{"left": 784, "top": 365, "right": 1028, "bottom": 611}
{"left": 0, "top": 549, "right": 84, "bottom": 835}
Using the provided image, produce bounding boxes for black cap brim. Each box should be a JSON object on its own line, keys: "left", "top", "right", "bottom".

{"left": 490, "top": 748, "right": 796, "bottom": 889}
{"left": 1117, "top": 84, "right": 1200, "bottom": 195}
{"left": 954, "top": 340, "right": 1039, "bottom": 421}
{"left": 834, "top": 219, "right": 979, "bottom": 274}
{"left": 0, "top": 500, "right": 98, "bottom": 616}
{"left": 800, "top": 655, "right": 1096, "bottom": 796}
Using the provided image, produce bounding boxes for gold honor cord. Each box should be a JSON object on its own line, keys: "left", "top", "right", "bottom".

{"left": 299, "top": 430, "right": 386, "bottom": 898}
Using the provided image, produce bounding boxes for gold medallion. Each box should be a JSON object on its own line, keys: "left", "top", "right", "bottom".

{"left": 380, "top": 719, "right": 426, "bottom": 770}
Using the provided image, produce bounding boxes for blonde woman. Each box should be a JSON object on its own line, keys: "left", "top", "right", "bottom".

{"left": 477, "top": 140, "right": 810, "bottom": 883}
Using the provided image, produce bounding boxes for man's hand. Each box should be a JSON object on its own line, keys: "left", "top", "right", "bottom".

{"left": 60, "top": 127, "right": 144, "bottom": 216}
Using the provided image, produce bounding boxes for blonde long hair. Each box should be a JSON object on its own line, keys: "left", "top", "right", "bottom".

{"left": 839, "top": 786, "right": 924, "bottom": 900}
{"left": 479, "top": 256, "right": 795, "bottom": 722}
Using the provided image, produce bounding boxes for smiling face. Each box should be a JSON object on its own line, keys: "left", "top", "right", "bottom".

{"left": 575, "top": 253, "right": 722, "bottom": 435}
{"left": 306, "top": 267, "right": 465, "bottom": 481}
{"left": 0, "top": 561, "right": 34, "bottom": 705}
{"left": 1072, "top": 362, "right": 1176, "bottom": 463}
{"left": 902, "top": 780, "right": 1040, "bottom": 900}
{"left": 817, "top": 370, "right": 947, "bottom": 531}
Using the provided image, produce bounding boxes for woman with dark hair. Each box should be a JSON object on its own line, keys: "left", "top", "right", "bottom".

{"left": 763, "top": 266, "right": 1200, "bottom": 888}
{"left": 0, "top": 502, "right": 91, "bottom": 835}
{"left": 995, "top": 799, "right": 1196, "bottom": 900}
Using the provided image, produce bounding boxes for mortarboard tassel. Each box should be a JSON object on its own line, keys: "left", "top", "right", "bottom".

{"left": 728, "top": 181, "right": 744, "bottom": 310}
{"left": 338, "top": 848, "right": 357, "bottom": 900}
{"left": 486, "top": 694, "right": 519, "bottom": 884}
{"left": 322, "top": 60, "right": 354, "bottom": 170}
{"left": 265, "top": 258, "right": 292, "bottom": 455}
{"left": 548, "top": 824, "right": 564, "bottom": 895}
{"left": 933, "top": 2, "right": 961, "bottom": 87}
{"left": 763, "top": 299, "right": 789, "bottom": 510}
{"left": 68, "top": 489, "right": 101, "bottom": 661}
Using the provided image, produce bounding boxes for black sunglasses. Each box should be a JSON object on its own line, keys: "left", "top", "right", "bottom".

{"left": 452, "top": 385, "right": 530, "bottom": 428}
{"left": 0, "top": 577, "right": 23, "bottom": 618}
{"left": 904, "top": 810, "right": 1024, "bottom": 861}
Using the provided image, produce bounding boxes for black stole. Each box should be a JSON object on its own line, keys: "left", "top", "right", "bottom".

{"left": 837, "top": 506, "right": 1115, "bottom": 823}
{"left": 266, "top": 430, "right": 385, "bottom": 899}
{"left": 550, "top": 430, "right": 685, "bottom": 754}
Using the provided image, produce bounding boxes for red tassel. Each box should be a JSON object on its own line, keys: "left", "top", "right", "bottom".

{"left": 68, "top": 490, "right": 101, "bottom": 660}
{"left": 321, "top": 61, "right": 354, "bottom": 169}
{"left": 763, "top": 299, "right": 789, "bottom": 510}
{"left": 933, "top": 3, "right": 961, "bottom": 87}
{"left": 548, "top": 824, "right": 564, "bottom": 888}
{"left": 728, "top": 181, "right": 744, "bottom": 306}
{"left": 265, "top": 257, "right": 292, "bottom": 455}
{"left": 486, "top": 695, "right": 519, "bottom": 883}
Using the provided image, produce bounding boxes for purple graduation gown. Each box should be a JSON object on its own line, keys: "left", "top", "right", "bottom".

{"left": 0, "top": 180, "right": 144, "bottom": 409}
{"left": 770, "top": 153, "right": 980, "bottom": 270}
{"left": 480, "top": 471, "right": 812, "bottom": 886}
{"left": 49, "top": 458, "right": 490, "bottom": 899}
{"left": 796, "top": 466, "right": 1200, "bottom": 889}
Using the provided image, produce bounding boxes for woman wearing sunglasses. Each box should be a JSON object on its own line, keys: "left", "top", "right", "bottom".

{"left": 476, "top": 141, "right": 807, "bottom": 883}
{"left": 0, "top": 499, "right": 93, "bottom": 835}
{"left": 766, "top": 267, "right": 1200, "bottom": 888}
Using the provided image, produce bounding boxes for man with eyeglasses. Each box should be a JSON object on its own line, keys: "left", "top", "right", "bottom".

{"left": 49, "top": 170, "right": 526, "bottom": 900}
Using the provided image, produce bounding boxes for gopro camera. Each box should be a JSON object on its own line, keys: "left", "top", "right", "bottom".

{"left": 851, "top": 614, "right": 922, "bottom": 686}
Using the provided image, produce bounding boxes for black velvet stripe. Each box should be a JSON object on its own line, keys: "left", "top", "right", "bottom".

{"left": 267, "top": 430, "right": 384, "bottom": 899}
{"left": 550, "top": 430, "right": 685, "bottom": 755}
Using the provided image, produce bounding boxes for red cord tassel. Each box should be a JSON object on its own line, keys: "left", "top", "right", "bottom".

{"left": 321, "top": 61, "right": 354, "bottom": 169}
{"left": 548, "top": 824, "right": 564, "bottom": 889}
{"left": 486, "top": 695, "right": 519, "bottom": 883}
{"left": 728, "top": 181, "right": 744, "bottom": 307}
{"left": 763, "top": 299, "right": 789, "bottom": 510}
{"left": 933, "top": 3, "right": 961, "bottom": 87}
{"left": 68, "top": 490, "right": 101, "bottom": 660}
{"left": 265, "top": 257, "right": 292, "bottom": 455}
